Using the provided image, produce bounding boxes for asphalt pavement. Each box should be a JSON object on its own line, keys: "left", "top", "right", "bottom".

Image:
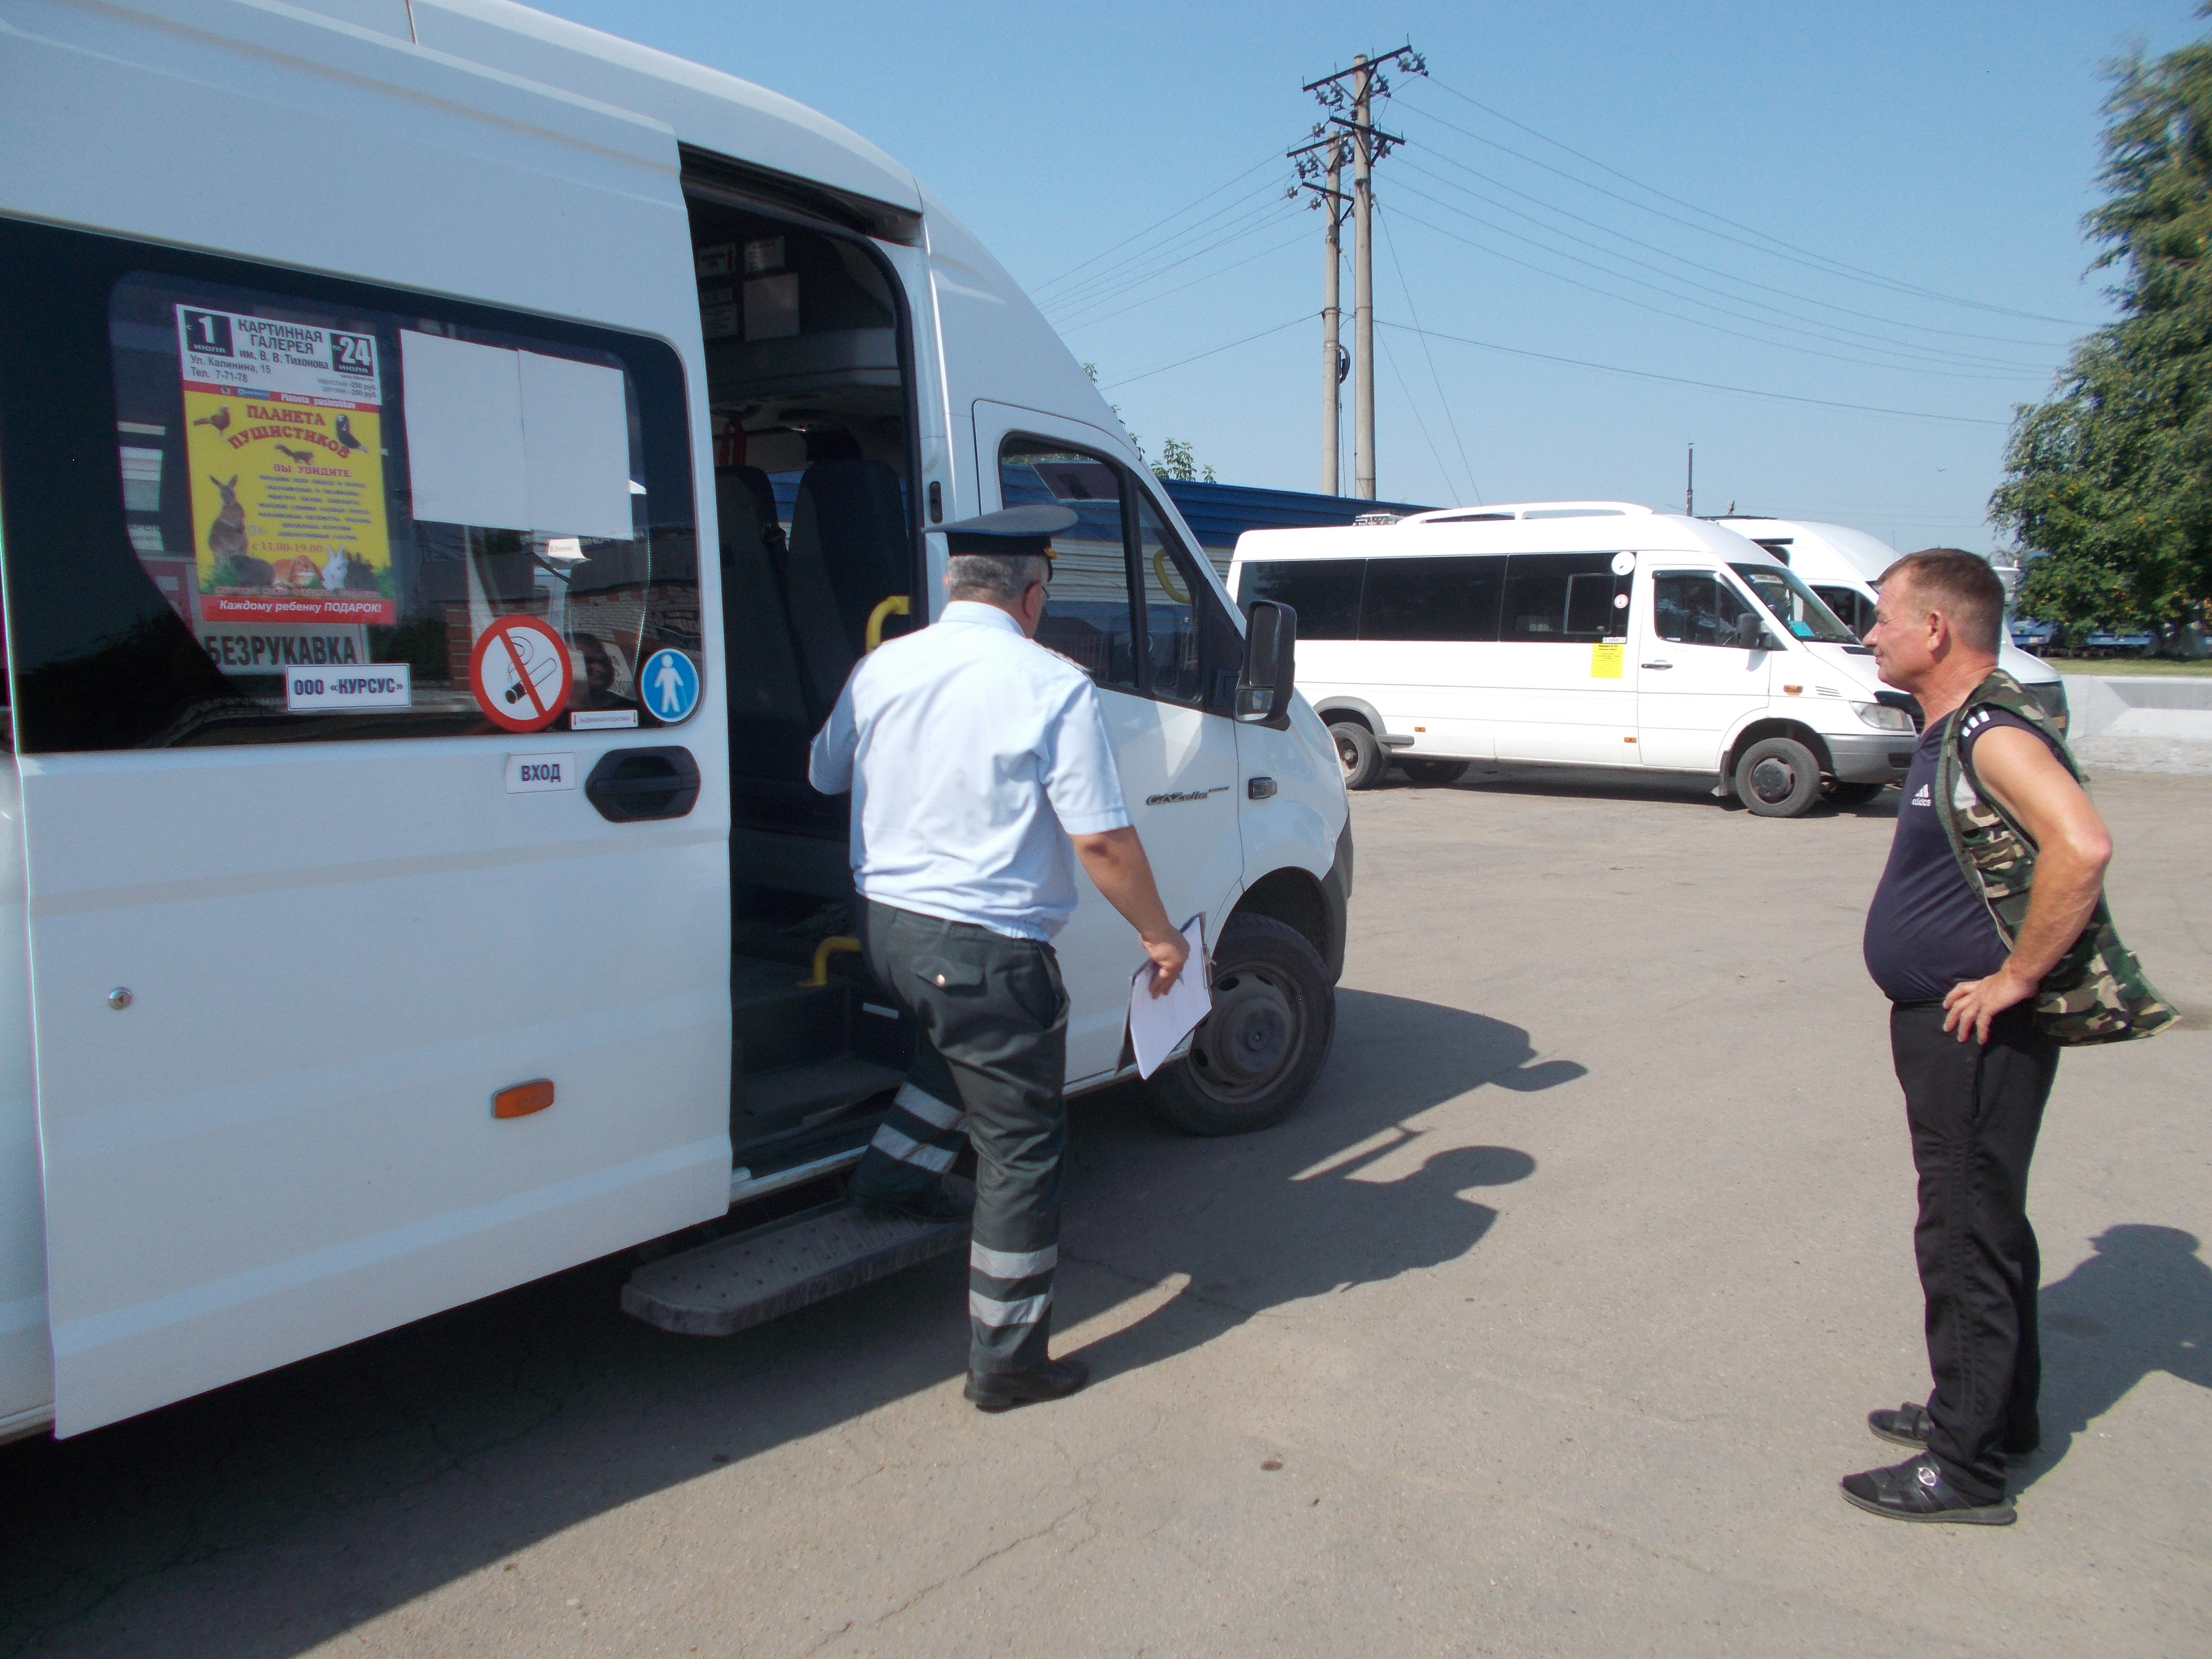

{"left": 3, "top": 763, "right": 2206, "bottom": 1658}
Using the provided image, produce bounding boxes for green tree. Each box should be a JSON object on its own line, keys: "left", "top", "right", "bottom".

{"left": 1151, "top": 437, "right": 1216, "bottom": 483}
{"left": 1991, "top": 17, "right": 2212, "bottom": 643}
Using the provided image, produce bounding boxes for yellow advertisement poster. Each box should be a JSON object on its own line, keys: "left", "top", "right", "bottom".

{"left": 176, "top": 305, "right": 395, "bottom": 625}
{"left": 1590, "top": 641, "right": 1625, "bottom": 679}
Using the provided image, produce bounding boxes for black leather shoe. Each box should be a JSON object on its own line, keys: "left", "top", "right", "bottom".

{"left": 852, "top": 1184, "right": 974, "bottom": 1225}
{"left": 1868, "top": 1402, "right": 2039, "bottom": 1457}
{"left": 964, "top": 1357, "right": 1090, "bottom": 1413}
{"left": 1839, "top": 1454, "right": 2015, "bottom": 1525}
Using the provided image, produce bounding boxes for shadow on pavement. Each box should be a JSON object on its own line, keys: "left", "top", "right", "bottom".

{"left": 2015, "top": 1224, "right": 2212, "bottom": 1491}
{"left": 1389, "top": 763, "right": 1899, "bottom": 818}
{"left": 0, "top": 989, "right": 1571, "bottom": 1659}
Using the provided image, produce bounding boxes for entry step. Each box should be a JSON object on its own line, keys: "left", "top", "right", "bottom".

{"left": 622, "top": 1179, "right": 973, "bottom": 1337}
{"left": 739, "top": 1055, "right": 903, "bottom": 1124}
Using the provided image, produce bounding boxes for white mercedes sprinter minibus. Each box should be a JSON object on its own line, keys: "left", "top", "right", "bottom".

{"left": 1230, "top": 501, "right": 1917, "bottom": 815}
{"left": 0, "top": 0, "right": 1349, "bottom": 1442}
{"left": 1714, "top": 517, "right": 2068, "bottom": 732}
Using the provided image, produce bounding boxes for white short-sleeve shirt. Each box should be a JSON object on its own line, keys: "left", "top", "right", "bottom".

{"left": 807, "top": 601, "right": 1132, "bottom": 940}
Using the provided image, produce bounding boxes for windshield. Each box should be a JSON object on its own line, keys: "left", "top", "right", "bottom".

{"left": 1728, "top": 562, "right": 1859, "bottom": 644}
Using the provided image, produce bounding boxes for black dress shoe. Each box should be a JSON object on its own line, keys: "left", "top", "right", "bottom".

{"left": 1868, "top": 1402, "right": 2039, "bottom": 1457}
{"left": 852, "top": 1184, "right": 974, "bottom": 1225}
{"left": 1839, "top": 1454, "right": 2015, "bottom": 1525}
{"left": 964, "top": 1357, "right": 1089, "bottom": 1413}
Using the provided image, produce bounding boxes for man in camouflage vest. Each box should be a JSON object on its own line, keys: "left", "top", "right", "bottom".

{"left": 1847, "top": 549, "right": 2114, "bottom": 1526}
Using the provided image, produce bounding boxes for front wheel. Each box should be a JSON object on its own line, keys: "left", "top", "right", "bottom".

{"left": 1330, "top": 721, "right": 1390, "bottom": 791}
{"left": 1732, "top": 736, "right": 1822, "bottom": 818}
{"left": 1147, "top": 914, "right": 1336, "bottom": 1137}
{"left": 1399, "top": 758, "right": 1469, "bottom": 786}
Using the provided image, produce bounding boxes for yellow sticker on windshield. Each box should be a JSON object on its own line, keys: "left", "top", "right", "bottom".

{"left": 1590, "top": 642, "right": 1624, "bottom": 679}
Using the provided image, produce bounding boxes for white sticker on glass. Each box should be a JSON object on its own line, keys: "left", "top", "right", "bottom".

{"left": 284, "top": 664, "right": 410, "bottom": 711}
{"left": 505, "top": 752, "right": 579, "bottom": 794}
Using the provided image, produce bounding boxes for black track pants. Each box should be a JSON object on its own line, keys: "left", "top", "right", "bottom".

{"left": 1888, "top": 1000, "right": 2059, "bottom": 1503}
{"left": 848, "top": 901, "right": 1070, "bottom": 1375}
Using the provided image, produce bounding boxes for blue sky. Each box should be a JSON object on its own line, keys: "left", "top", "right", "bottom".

{"left": 534, "top": 0, "right": 2197, "bottom": 552}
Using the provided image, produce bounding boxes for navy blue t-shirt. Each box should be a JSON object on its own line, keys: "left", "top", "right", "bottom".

{"left": 1862, "top": 708, "right": 2057, "bottom": 1004}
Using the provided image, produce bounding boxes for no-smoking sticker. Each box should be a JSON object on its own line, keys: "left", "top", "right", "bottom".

{"left": 469, "top": 615, "right": 572, "bottom": 733}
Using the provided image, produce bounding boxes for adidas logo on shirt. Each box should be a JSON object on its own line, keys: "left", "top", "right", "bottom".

{"left": 1911, "top": 783, "right": 1932, "bottom": 806}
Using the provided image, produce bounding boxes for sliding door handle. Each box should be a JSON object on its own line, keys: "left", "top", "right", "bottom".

{"left": 585, "top": 746, "right": 701, "bottom": 822}
{"left": 1641, "top": 660, "right": 1673, "bottom": 670}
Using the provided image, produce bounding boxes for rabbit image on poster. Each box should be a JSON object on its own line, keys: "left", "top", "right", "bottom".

{"left": 268, "top": 555, "right": 324, "bottom": 589}
{"left": 206, "top": 474, "right": 274, "bottom": 586}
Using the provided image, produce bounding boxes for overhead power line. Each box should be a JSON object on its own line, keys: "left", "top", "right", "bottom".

{"left": 1029, "top": 148, "right": 1287, "bottom": 295}
{"left": 1398, "top": 83, "right": 2096, "bottom": 331}
{"left": 1377, "top": 319, "right": 2010, "bottom": 426}
{"left": 1389, "top": 197, "right": 2044, "bottom": 385}
{"left": 1098, "top": 313, "right": 1316, "bottom": 389}
{"left": 1053, "top": 223, "right": 1311, "bottom": 333}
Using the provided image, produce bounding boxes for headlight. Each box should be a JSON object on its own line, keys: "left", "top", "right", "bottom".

{"left": 1853, "top": 701, "right": 1914, "bottom": 731}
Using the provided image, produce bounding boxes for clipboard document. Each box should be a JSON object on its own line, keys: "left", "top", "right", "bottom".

{"left": 1129, "top": 914, "right": 1210, "bottom": 1080}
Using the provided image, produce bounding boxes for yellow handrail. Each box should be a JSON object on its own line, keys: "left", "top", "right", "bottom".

{"left": 798, "top": 935, "right": 862, "bottom": 987}
{"left": 1152, "top": 549, "right": 1190, "bottom": 606}
{"left": 865, "top": 594, "right": 911, "bottom": 652}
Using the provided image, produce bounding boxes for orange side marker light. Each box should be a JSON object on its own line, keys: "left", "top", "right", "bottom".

{"left": 493, "top": 1079, "right": 556, "bottom": 1119}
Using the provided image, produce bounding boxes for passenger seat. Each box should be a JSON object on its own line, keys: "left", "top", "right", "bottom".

{"left": 779, "top": 457, "right": 911, "bottom": 722}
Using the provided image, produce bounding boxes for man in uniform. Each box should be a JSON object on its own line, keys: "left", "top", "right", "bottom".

{"left": 1846, "top": 549, "right": 2114, "bottom": 1524}
{"left": 808, "top": 504, "right": 1191, "bottom": 1412}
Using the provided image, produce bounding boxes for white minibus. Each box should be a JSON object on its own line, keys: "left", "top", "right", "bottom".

{"left": 1714, "top": 517, "right": 2068, "bottom": 731}
{"left": 1230, "top": 502, "right": 1917, "bottom": 815}
{"left": 0, "top": 0, "right": 1349, "bottom": 1442}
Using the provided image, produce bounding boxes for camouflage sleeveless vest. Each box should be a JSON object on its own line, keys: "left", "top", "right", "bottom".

{"left": 1936, "top": 669, "right": 2176, "bottom": 1046}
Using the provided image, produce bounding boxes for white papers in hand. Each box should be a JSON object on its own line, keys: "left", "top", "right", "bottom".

{"left": 1129, "top": 914, "right": 1210, "bottom": 1080}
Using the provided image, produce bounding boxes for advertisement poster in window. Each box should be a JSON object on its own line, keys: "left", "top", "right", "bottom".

{"left": 176, "top": 305, "right": 396, "bottom": 625}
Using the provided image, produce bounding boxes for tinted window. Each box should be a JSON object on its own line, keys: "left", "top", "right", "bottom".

{"left": 1501, "top": 552, "right": 1628, "bottom": 642}
{"left": 1812, "top": 584, "right": 1875, "bottom": 637}
{"left": 1238, "top": 558, "right": 1362, "bottom": 640}
{"left": 1730, "top": 563, "right": 1857, "bottom": 643}
{"left": 0, "top": 217, "right": 697, "bottom": 751}
{"left": 1000, "top": 442, "right": 1137, "bottom": 689}
{"left": 1652, "top": 571, "right": 1758, "bottom": 647}
{"left": 1137, "top": 493, "right": 1208, "bottom": 704}
{"left": 1360, "top": 555, "right": 1504, "bottom": 641}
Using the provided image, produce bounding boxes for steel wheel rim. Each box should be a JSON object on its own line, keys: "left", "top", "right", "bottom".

{"left": 1185, "top": 962, "right": 1303, "bottom": 1106}
{"left": 1750, "top": 755, "right": 1798, "bottom": 803}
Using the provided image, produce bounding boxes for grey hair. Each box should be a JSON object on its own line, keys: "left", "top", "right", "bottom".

{"left": 947, "top": 551, "right": 1051, "bottom": 604}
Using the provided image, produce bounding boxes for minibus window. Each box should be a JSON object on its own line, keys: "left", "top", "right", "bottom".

{"left": 1653, "top": 572, "right": 1761, "bottom": 647}
{"left": 1360, "top": 555, "right": 1503, "bottom": 641}
{"left": 1135, "top": 494, "right": 1210, "bottom": 705}
{"left": 1239, "top": 559, "right": 1362, "bottom": 639}
{"left": 0, "top": 218, "right": 698, "bottom": 751}
{"left": 1813, "top": 584, "right": 1875, "bottom": 639}
{"left": 1001, "top": 442, "right": 1138, "bottom": 689}
{"left": 1728, "top": 563, "right": 1857, "bottom": 644}
{"left": 1501, "top": 552, "right": 1631, "bottom": 642}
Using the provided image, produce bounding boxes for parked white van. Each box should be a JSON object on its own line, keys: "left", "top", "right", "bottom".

{"left": 1714, "top": 517, "right": 2068, "bottom": 731}
{"left": 0, "top": 0, "right": 1348, "bottom": 1442}
{"left": 1230, "top": 502, "right": 1917, "bottom": 814}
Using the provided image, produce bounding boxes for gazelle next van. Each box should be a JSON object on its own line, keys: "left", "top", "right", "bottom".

{"left": 1715, "top": 517, "right": 2068, "bottom": 732}
{"left": 0, "top": 0, "right": 1348, "bottom": 1441}
{"left": 1231, "top": 502, "right": 1917, "bottom": 815}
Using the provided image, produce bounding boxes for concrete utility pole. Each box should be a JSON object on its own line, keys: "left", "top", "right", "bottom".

{"left": 1685, "top": 442, "right": 1695, "bottom": 517}
{"left": 1349, "top": 55, "right": 1376, "bottom": 499}
{"left": 1321, "top": 139, "right": 1345, "bottom": 494}
{"left": 1295, "top": 46, "right": 1421, "bottom": 501}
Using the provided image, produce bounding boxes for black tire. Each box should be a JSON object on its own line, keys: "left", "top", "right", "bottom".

{"left": 1147, "top": 914, "right": 1336, "bottom": 1137}
{"left": 1399, "top": 758, "right": 1469, "bottom": 786}
{"left": 1822, "top": 780, "right": 1886, "bottom": 806}
{"left": 1330, "top": 721, "right": 1389, "bottom": 791}
{"left": 1732, "top": 736, "right": 1823, "bottom": 818}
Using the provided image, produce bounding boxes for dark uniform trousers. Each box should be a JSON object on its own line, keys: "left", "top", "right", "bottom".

{"left": 846, "top": 900, "right": 1070, "bottom": 1375}
{"left": 1889, "top": 1000, "right": 2059, "bottom": 1503}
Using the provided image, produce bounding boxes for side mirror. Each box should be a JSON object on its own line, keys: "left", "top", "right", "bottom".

{"left": 1734, "top": 613, "right": 1777, "bottom": 651}
{"left": 1236, "top": 600, "right": 1297, "bottom": 727}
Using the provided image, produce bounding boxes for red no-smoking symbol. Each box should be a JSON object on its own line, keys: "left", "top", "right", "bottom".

{"left": 469, "top": 614, "right": 572, "bottom": 733}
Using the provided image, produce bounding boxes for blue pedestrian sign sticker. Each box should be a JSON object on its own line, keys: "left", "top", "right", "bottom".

{"left": 641, "top": 649, "right": 700, "bottom": 723}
